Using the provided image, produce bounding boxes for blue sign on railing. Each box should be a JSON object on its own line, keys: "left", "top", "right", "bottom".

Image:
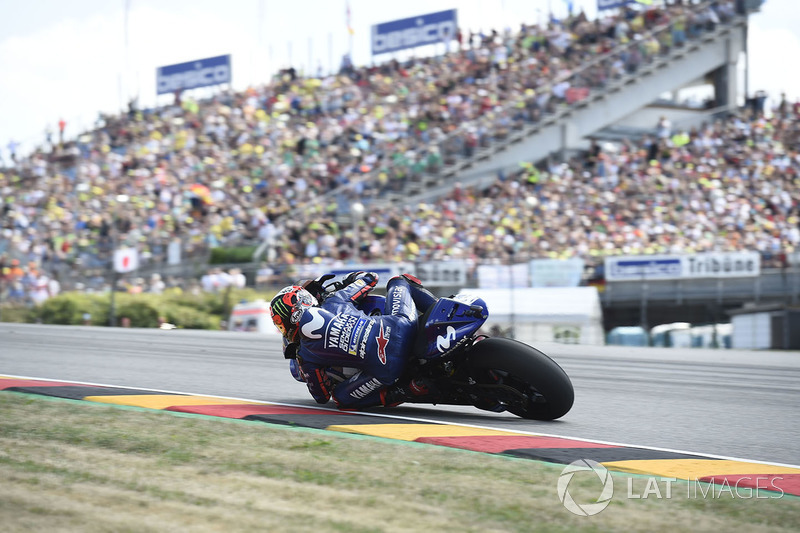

{"left": 607, "top": 257, "right": 682, "bottom": 280}
{"left": 597, "top": 0, "right": 652, "bottom": 10}
{"left": 597, "top": 0, "right": 631, "bottom": 9}
{"left": 371, "top": 9, "right": 458, "bottom": 56}
{"left": 156, "top": 54, "right": 231, "bottom": 95}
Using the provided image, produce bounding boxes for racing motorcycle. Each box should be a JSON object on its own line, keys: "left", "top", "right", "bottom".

{"left": 311, "top": 277, "right": 574, "bottom": 420}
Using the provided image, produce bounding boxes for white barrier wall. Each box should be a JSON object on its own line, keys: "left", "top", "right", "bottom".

{"left": 459, "top": 287, "right": 605, "bottom": 346}
{"left": 732, "top": 313, "right": 772, "bottom": 350}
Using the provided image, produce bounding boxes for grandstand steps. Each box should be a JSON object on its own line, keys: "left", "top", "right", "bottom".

{"left": 390, "top": 16, "right": 747, "bottom": 207}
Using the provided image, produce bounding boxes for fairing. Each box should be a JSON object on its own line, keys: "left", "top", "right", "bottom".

{"left": 415, "top": 295, "right": 488, "bottom": 360}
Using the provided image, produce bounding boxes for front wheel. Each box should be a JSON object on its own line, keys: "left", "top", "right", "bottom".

{"left": 467, "top": 337, "right": 574, "bottom": 420}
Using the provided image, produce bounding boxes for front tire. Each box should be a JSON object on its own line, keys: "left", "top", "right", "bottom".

{"left": 467, "top": 337, "right": 574, "bottom": 420}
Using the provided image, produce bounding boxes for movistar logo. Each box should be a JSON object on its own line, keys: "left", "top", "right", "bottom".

{"left": 300, "top": 308, "right": 324, "bottom": 339}
{"left": 436, "top": 326, "right": 457, "bottom": 352}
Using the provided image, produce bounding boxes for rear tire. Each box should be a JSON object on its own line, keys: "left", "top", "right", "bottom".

{"left": 467, "top": 337, "right": 574, "bottom": 420}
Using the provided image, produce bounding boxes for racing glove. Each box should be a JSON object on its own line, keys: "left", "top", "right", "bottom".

{"left": 300, "top": 361, "right": 333, "bottom": 404}
{"left": 301, "top": 273, "right": 336, "bottom": 301}
{"left": 342, "top": 271, "right": 379, "bottom": 303}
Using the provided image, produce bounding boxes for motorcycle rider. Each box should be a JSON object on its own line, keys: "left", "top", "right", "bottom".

{"left": 270, "top": 271, "right": 439, "bottom": 409}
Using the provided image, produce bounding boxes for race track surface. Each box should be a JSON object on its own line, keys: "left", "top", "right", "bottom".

{"left": 1, "top": 323, "right": 798, "bottom": 466}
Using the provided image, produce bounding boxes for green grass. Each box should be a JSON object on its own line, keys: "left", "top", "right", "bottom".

{"left": 0, "top": 392, "right": 798, "bottom": 532}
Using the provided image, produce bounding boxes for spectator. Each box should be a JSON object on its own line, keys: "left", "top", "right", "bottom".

{"left": 0, "top": 1, "right": 757, "bottom": 291}
{"left": 148, "top": 273, "right": 165, "bottom": 294}
{"left": 58, "top": 118, "right": 66, "bottom": 145}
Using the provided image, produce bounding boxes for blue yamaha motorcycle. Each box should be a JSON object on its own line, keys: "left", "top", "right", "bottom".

{"left": 321, "top": 281, "right": 574, "bottom": 420}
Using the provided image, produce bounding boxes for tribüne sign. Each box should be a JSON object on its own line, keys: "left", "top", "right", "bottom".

{"left": 605, "top": 252, "right": 761, "bottom": 281}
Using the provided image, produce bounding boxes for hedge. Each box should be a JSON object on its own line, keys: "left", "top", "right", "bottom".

{"left": 0, "top": 286, "right": 277, "bottom": 330}
{"left": 208, "top": 246, "right": 258, "bottom": 264}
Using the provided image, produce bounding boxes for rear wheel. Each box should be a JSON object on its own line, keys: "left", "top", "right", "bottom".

{"left": 467, "top": 337, "right": 574, "bottom": 420}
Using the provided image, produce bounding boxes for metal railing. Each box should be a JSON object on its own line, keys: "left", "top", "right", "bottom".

{"left": 601, "top": 268, "right": 800, "bottom": 307}
{"left": 3, "top": 247, "right": 792, "bottom": 296}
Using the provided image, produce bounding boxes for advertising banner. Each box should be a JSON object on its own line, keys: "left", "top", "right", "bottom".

{"left": 605, "top": 255, "right": 682, "bottom": 281}
{"left": 597, "top": 0, "right": 652, "bottom": 10}
{"left": 414, "top": 261, "right": 468, "bottom": 287}
{"left": 167, "top": 239, "right": 182, "bottom": 265}
{"left": 597, "top": 0, "right": 631, "bottom": 10}
{"left": 530, "top": 258, "right": 585, "bottom": 287}
{"left": 156, "top": 54, "right": 231, "bottom": 95}
{"left": 605, "top": 252, "right": 761, "bottom": 281}
{"left": 371, "top": 9, "right": 458, "bottom": 56}
{"left": 477, "top": 263, "right": 529, "bottom": 289}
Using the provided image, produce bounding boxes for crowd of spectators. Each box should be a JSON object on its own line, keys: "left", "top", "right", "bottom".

{"left": 0, "top": 258, "right": 252, "bottom": 304}
{"left": 2, "top": 0, "right": 785, "bottom": 297}
{"left": 0, "top": 258, "right": 61, "bottom": 305}
{"left": 263, "top": 105, "right": 800, "bottom": 278}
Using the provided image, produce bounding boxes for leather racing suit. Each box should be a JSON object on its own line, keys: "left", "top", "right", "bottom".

{"left": 290, "top": 272, "right": 432, "bottom": 409}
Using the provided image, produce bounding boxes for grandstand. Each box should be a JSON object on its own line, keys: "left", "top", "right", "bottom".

{"left": 2, "top": 0, "right": 798, "bottom": 344}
